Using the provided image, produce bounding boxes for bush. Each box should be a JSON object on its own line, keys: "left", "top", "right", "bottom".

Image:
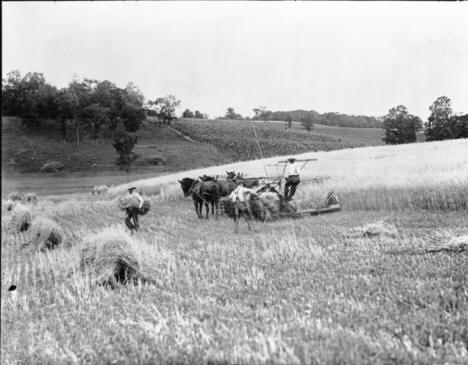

{"left": 40, "top": 161, "right": 65, "bottom": 173}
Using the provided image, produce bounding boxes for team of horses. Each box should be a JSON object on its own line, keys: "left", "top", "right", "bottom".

{"left": 178, "top": 171, "right": 259, "bottom": 219}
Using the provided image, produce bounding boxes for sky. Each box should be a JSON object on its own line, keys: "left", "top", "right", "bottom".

{"left": 3, "top": 1, "right": 468, "bottom": 120}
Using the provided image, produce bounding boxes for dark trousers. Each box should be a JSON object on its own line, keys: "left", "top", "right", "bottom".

{"left": 125, "top": 208, "right": 139, "bottom": 230}
{"left": 284, "top": 175, "right": 300, "bottom": 201}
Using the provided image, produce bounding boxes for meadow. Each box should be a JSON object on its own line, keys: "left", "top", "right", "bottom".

{"left": 1, "top": 139, "right": 467, "bottom": 364}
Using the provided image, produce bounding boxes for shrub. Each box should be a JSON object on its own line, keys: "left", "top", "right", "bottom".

{"left": 30, "top": 217, "right": 64, "bottom": 251}
{"left": 40, "top": 161, "right": 65, "bottom": 173}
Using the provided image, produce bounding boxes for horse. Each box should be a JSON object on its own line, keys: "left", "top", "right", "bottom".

{"left": 232, "top": 172, "right": 260, "bottom": 189}
{"left": 216, "top": 171, "right": 237, "bottom": 196}
{"left": 178, "top": 177, "right": 221, "bottom": 219}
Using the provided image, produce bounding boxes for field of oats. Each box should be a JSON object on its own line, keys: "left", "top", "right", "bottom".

{"left": 2, "top": 139, "right": 468, "bottom": 365}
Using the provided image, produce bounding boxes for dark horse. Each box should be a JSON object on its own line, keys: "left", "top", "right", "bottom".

{"left": 178, "top": 177, "right": 221, "bottom": 219}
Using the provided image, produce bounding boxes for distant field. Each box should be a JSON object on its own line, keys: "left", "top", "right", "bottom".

{"left": 2, "top": 139, "right": 467, "bottom": 364}
{"left": 172, "top": 118, "right": 385, "bottom": 162}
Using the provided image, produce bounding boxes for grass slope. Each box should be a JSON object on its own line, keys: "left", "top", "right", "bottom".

{"left": 1, "top": 117, "right": 224, "bottom": 196}
{"left": 1, "top": 116, "right": 224, "bottom": 175}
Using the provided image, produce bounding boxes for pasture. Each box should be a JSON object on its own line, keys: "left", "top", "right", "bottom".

{"left": 1, "top": 139, "right": 468, "bottom": 364}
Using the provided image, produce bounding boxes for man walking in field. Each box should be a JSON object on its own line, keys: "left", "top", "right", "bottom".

{"left": 284, "top": 157, "right": 301, "bottom": 201}
{"left": 229, "top": 179, "right": 257, "bottom": 233}
{"left": 125, "top": 187, "right": 144, "bottom": 231}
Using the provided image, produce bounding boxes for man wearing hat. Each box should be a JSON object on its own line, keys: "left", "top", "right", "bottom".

{"left": 125, "top": 187, "right": 144, "bottom": 231}
{"left": 284, "top": 157, "right": 301, "bottom": 201}
{"left": 228, "top": 179, "right": 257, "bottom": 232}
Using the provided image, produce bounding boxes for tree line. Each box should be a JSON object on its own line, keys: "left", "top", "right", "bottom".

{"left": 2, "top": 70, "right": 182, "bottom": 171}
{"left": 251, "top": 107, "right": 383, "bottom": 128}
{"left": 382, "top": 97, "right": 467, "bottom": 144}
{"left": 3, "top": 70, "right": 466, "bottom": 168}
{"left": 1, "top": 70, "right": 187, "bottom": 137}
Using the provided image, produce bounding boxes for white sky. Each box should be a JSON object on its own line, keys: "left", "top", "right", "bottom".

{"left": 3, "top": 2, "right": 468, "bottom": 120}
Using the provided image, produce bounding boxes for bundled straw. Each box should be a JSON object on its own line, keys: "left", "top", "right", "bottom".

{"left": 92, "top": 185, "right": 109, "bottom": 195}
{"left": 117, "top": 195, "right": 141, "bottom": 210}
{"left": 2, "top": 200, "right": 16, "bottom": 212}
{"left": 80, "top": 228, "right": 140, "bottom": 288}
{"left": 138, "top": 200, "right": 151, "bottom": 215}
{"left": 7, "top": 192, "right": 22, "bottom": 201}
{"left": 425, "top": 235, "right": 468, "bottom": 254}
{"left": 220, "top": 193, "right": 280, "bottom": 222}
{"left": 30, "top": 217, "right": 64, "bottom": 251}
{"left": 10, "top": 204, "right": 32, "bottom": 233}
{"left": 24, "top": 192, "right": 37, "bottom": 202}
{"left": 347, "top": 221, "right": 398, "bottom": 239}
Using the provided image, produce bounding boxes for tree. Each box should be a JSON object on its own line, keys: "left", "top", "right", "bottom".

{"left": 194, "top": 110, "right": 207, "bottom": 119}
{"left": 382, "top": 105, "right": 422, "bottom": 144}
{"left": 182, "top": 109, "right": 194, "bottom": 118}
{"left": 425, "top": 96, "right": 453, "bottom": 141}
{"left": 225, "top": 107, "right": 242, "bottom": 120}
{"left": 300, "top": 115, "right": 315, "bottom": 132}
{"left": 121, "top": 102, "right": 146, "bottom": 132}
{"left": 285, "top": 114, "right": 293, "bottom": 129}
{"left": 112, "top": 129, "right": 138, "bottom": 173}
{"left": 81, "top": 103, "right": 111, "bottom": 141}
{"left": 148, "top": 95, "right": 181, "bottom": 124}
{"left": 56, "top": 88, "right": 80, "bottom": 139}
{"left": 450, "top": 114, "right": 468, "bottom": 139}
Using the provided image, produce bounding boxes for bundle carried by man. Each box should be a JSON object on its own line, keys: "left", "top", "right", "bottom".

{"left": 117, "top": 195, "right": 141, "bottom": 210}
{"left": 117, "top": 195, "right": 150, "bottom": 215}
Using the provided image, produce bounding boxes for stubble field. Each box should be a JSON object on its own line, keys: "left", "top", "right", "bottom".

{"left": 1, "top": 139, "right": 468, "bottom": 364}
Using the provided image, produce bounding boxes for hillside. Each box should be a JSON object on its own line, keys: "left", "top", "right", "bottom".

{"left": 2, "top": 116, "right": 385, "bottom": 196}
{"left": 1, "top": 117, "right": 225, "bottom": 176}
{"left": 1, "top": 117, "right": 226, "bottom": 196}
{"left": 172, "top": 119, "right": 385, "bottom": 162}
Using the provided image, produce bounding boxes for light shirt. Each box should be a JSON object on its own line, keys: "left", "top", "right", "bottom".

{"left": 285, "top": 162, "right": 301, "bottom": 177}
{"left": 131, "top": 191, "right": 144, "bottom": 208}
{"left": 229, "top": 186, "right": 256, "bottom": 202}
